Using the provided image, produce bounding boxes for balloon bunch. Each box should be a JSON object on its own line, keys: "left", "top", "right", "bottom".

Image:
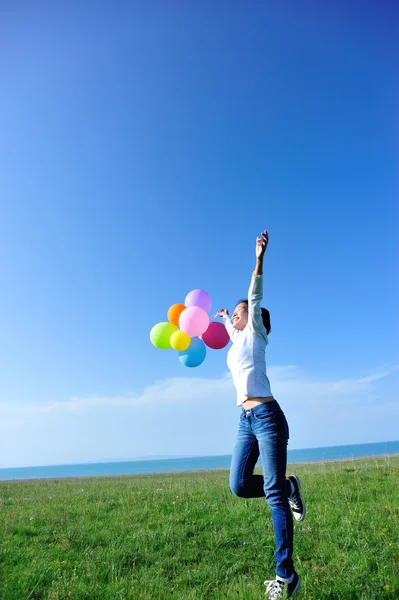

{"left": 150, "top": 289, "right": 229, "bottom": 367}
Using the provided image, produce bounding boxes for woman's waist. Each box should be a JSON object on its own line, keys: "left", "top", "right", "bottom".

{"left": 242, "top": 395, "right": 274, "bottom": 409}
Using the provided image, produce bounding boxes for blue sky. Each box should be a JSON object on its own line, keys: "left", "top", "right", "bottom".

{"left": 1, "top": 1, "right": 398, "bottom": 468}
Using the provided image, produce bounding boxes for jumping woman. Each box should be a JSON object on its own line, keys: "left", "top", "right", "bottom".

{"left": 217, "top": 230, "right": 305, "bottom": 599}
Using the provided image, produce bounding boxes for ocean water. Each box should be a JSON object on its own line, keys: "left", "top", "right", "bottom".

{"left": 1, "top": 440, "right": 398, "bottom": 481}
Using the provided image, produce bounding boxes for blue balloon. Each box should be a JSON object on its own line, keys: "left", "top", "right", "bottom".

{"left": 178, "top": 337, "right": 206, "bottom": 367}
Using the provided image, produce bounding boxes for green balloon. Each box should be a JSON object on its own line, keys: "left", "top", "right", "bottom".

{"left": 150, "top": 322, "right": 178, "bottom": 349}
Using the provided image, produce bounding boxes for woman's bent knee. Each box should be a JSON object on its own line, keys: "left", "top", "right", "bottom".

{"left": 230, "top": 481, "right": 247, "bottom": 498}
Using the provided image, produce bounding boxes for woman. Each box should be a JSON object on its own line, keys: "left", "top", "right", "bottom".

{"left": 217, "top": 230, "right": 305, "bottom": 599}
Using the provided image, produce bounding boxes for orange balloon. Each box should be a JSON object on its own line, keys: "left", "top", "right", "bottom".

{"left": 167, "top": 303, "right": 186, "bottom": 326}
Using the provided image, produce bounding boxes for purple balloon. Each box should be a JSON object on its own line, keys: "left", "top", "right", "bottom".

{"left": 185, "top": 289, "right": 212, "bottom": 313}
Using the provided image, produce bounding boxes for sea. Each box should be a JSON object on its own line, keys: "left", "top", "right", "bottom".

{"left": 1, "top": 440, "right": 398, "bottom": 482}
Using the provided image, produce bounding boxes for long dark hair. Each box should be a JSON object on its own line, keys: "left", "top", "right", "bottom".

{"left": 236, "top": 300, "right": 271, "bottom": 335}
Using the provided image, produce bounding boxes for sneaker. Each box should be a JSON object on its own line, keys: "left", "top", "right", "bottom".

{"left": 264, "top": 571, "right": 301, "bottom": 598}
{"left": 288, "top": 475, "right": 306, "bottom": 522}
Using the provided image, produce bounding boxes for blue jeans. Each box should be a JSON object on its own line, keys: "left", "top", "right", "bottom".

{"left": 229, "top": 400, "right": 294, "bottom": 579}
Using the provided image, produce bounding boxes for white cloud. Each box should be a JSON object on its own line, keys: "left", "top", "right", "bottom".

{"left": 0, "top": 364, "right": 397, "bottom": 468}
{"left": 270, "top": 363, "right": 398, "bottom": 401}
{"left": 0, "top": 373, "right": 234, "bottom": 414}
{"left": 2, "top": 364, "right": 396, "bottom": 415}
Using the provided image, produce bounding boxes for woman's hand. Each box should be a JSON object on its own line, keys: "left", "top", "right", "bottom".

{"left": 216, "top": 309, "right": 229, "bottom": 318}
{"left": 256, "top": 230, "right": 269, "bottom": 261}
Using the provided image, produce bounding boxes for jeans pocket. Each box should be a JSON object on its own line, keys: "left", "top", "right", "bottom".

{"left": 252, "top": 403, "right": 276, "bottom": 421}
{"left": 253, "top": 410, "right": 272, "bottom": 422}
{"left": 252, "top": 407, "right": 277, "bottom": 433}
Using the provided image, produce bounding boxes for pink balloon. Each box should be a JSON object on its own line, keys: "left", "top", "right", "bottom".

{"left": 179, "top": 306, "right": 210, "bottom": 337}
{"left": 185, "top": 289, "right": 212, "bottom": 313}
{"left": 202, "top": 321, "right": 230, "bottom": 349}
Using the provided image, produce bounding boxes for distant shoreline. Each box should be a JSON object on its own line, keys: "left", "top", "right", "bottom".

{"left": 1, "top": 453, "right": 398, "bottom": 484}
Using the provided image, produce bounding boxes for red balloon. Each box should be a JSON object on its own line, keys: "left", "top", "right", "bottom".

{"left": 202, "top": 322, "right": 230, "bottom": 349}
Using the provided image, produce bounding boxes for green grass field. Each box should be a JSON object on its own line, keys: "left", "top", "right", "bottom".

{"left": 1, "top": 456, "right": 398, "bottom": 599}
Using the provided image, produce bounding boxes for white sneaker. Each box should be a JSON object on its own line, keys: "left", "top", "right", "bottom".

{"left": 264, "top": 571, "right": 301, "bottom": 598}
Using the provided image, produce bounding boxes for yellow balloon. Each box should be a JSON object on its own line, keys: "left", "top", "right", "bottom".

{"left": 170, "top": 330, "right": 191, "bottom": 352}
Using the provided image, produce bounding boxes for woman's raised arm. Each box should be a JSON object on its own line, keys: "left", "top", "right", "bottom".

{"left": 248, "top": 230, "right": 269, "bottom": 334}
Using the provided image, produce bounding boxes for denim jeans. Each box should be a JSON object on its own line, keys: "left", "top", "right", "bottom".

{"left": 229, "top": 400, "right": 294, "bottom": 579}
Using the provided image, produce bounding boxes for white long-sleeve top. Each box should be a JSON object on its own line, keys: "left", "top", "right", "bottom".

{"left": 223, "top": 274, "right": 273, "bottom": 406}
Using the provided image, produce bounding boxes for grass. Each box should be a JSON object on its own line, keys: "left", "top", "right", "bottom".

{"left": 0, "top": 456, "right": 398, "bottom": 599}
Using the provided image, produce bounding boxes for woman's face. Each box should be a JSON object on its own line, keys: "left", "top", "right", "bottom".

{"left": 232, "top": 302, "right": 248, "bottom": 330}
